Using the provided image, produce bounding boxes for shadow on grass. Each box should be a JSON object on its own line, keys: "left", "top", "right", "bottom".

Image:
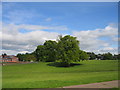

{"left": 47, "top": 62, "right": 83, "bottom": 67}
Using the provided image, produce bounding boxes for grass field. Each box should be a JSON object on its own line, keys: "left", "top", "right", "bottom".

{"left": 2, "top": 60, "right": 118, "bottom": 88}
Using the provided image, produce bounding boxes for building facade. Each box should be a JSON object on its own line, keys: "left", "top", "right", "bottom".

{"left": 0, "top": 55, "right": 19, "bottom": 62}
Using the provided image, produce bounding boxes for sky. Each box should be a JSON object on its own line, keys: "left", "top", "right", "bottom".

{"left": 1, "top": 2, "right": 118, "bottom": 55}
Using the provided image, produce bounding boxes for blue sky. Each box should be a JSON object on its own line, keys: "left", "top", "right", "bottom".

{"left": 1, "top": 2, "right": 118, "bottom": 55}
{"left": 3, "top": 2, "right": 118, "bottom": 30}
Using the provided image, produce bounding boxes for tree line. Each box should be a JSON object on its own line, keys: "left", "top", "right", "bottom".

{"left": 87, "top": 52, "right": 120, "bottom": 60}
{"left": 16, "top": 35, "right": 119, "bottom": 66}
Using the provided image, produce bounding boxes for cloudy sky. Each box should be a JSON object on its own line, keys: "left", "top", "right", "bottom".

{"left": 1, "top": 2, "right": 118, "bottom": 55}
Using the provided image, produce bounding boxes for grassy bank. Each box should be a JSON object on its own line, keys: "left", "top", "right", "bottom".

{"left": 2, "top": 60, "right": 118, "bottom": 88}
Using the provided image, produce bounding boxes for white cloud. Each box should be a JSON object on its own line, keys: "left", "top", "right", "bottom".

{"left": 1, "top": 23, "right": 118, "bottom": 55}
{"left": 2, "top": 23, "right": 60, "bottom": 55}
{"left": 18, "top": 51, "right": 30, "bottom": 54}
{"left": 112, "top": 37, "right": 118, "bottom": 42}
{"left": 1, "top": 49, "right": 20, "bottom": 55}
{"left": 45, "top": 18, "right": 52, "bottom": 22}
{"left": 98, "top": 47, "right": 118, "bottom": 54}
{"left": 2, "top": 23, "right": 68, "bottom": 32}
{"left": 72, "top": 24, "right": 118, "bottom": 54}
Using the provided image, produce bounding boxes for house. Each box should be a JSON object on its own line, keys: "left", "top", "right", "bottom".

{"left": 0, "top": 54, "right": 19, "bottom": 62}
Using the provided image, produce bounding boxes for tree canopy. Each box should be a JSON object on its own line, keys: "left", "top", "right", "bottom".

{"left": 56, "top": 35, "right": 80, "bottom": 65}
{"left": 17, "top": 53, "right": 36, "bottom": 62}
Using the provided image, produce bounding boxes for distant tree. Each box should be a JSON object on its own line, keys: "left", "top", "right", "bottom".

{"left": 118, "top": 54, "right": 120, "bottom": 60}
{"left": 87, "top": 52, "right": 96, "bottom": 60}
{"left": 113, "top": 54, "right": 118, "bottom": 60}
{"left": 102, "top": 52, "right": 113, "bottom": 60}
{"left": 17, "top": 54, "right": 24, "bottom": 61}
{"left": 17, "top": 53, "right": 37, "bottom": 61}
{"left": 24, "top": 54, "right": 36, "bottom": 61}
{"left": 79, "top": 50, "right": 89, "bottom": 61}
{"left": 56, "top": 35, "right": 80, "bottom": 66}
{"left": 2, "top": 53, "right": 7, "bottom": 58}
{"left": 96, "top": 54, "right": 103, "bottom": 60}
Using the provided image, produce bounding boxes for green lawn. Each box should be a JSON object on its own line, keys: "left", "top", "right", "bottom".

{"left": 2, "top": 60, "right": 118, "bottom": 88}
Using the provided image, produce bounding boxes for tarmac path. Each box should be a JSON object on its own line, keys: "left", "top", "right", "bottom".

{"left": 63, "top": 80, "right": 119, "bottom": 88}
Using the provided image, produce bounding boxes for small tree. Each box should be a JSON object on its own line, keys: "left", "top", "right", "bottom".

{"left": 113, "top": 54, "right": 118, "bottom": 60}
{"left": 79, "top": 50, "right": 89, "bottom": 61}
{"left": 117, "top": 54, "right": 120, "bottom": 60}
{"left": 17, "top": 53, "right": 37, "bottom": 62}
{"left": 2, "top": 53, "right": 7, "bottom": 58}
{"left": 87, "top": 52, "right": 96, "bottom": 60}
{"left": 102, "top": 52, "right": 113, "bottom": 60}
{"left": 17, "top": 54, "right": 24, "bottom": 61}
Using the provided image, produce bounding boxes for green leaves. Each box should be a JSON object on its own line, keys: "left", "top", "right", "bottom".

{"left": 35, "top": 40, "right": 57, "bottom": 62}
{"left": 34, "top": 35, "right": 90, "bottom": 66}
{"left": 56, "top": 35, "right": 80, "bottom": 65}
{"left": 79, "top": 50, "right": 89, "bottom": 61}
{"left": 35, "top": 45, "right": 45, "bottom": 61}
{"left": 17, "top": 53, "right": 36, "bottom": 61}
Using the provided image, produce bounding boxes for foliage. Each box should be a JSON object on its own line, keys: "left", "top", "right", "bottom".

{"left": 102, "top": 52, "right": 113, "bottom": 60}
{"left": 24, "top": 54, "right": 37, "bottom": 61}
{"left": 43, "top": 40, "right": 57, "bottom": 62}
{"left": 87, "top": 52, "right": 96, "bottom": 60}
{"left": 35, "top": 40, "right": 57, "bottom": 62}
{"left": 79, "top": 50, "right": 89, "bottom": 60}
{"left": 34, "top": 45, "right": 45, "bottom": 61}
{"left": 113, "top": 54, "right": 118, "bottom": 60}
{"left": 17, "top": 53, "right": 36, "bottom": 62}
{"left": 87, "top": 53, "right": 119, "bottom": 60}
{"left": 116, "top": 54, "right": 120, "bottom": 60}
{"left": 17, "top": 54, "right": 25, "bottom": 61}
{"left": 56, "top": 35, "right": 80, "bottom": 66}
{"left": 2, "top": 53, "right": 7, "bottom": 58}
{"left": 34, "top": 35, "right": 81, "bottom": 66}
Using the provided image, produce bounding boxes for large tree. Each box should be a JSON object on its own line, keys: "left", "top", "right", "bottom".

{"left": 34, "top": 45, "right": 45, "bottom": 61}
{"left": 35, "top": 40, "right": 57, "bottom": 62}
{"left": 56, "top": 35, "right": 80, "bottom": 66}
{"left": 43, "top": 40, "right": 57, "bottom": 62}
